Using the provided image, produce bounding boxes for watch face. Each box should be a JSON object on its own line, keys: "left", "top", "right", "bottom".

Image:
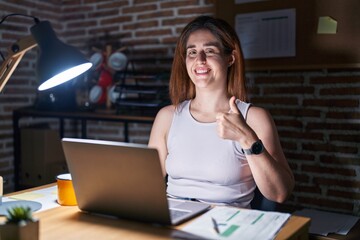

{"left": 252, "top": 141, "right": 264, "bottom": 154}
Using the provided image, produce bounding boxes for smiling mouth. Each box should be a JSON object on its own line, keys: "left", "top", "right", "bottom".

{"left": 195, "top": 68, "right": 210, "bottom": 74}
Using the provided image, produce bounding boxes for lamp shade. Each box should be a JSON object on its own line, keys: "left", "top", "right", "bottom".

{"left": 30, "top": 21, "right": 92, "bottom": 91}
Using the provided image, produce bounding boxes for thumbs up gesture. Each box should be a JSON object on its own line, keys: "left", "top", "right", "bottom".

{"left": 216, "top": 96, "right": 255, "bottom": 143}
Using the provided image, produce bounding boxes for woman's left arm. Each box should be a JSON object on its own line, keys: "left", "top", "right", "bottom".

{"left": 216, "top": 97, "right": 294, "bottom": 203}
{"left": 245, "top": 106, "right": 294, "bottom": 202}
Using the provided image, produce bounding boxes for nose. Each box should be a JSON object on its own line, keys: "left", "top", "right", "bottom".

{"left": 196, "top": 51, "right": 206, "bottom": 63}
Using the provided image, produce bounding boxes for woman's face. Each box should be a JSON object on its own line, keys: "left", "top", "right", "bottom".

{"left": 185, "top": 29, "right": 234, "bottom": 91}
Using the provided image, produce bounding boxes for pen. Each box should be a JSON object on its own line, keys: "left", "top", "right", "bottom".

{"left": 211, "top": 217, "right": 220, "bottom": 234}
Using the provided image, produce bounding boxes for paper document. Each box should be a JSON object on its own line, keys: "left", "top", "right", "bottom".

{"left": 182, "top": 206, "right": 290, "bottom": 240}
{"left": 3, "top": 185, "right": 59, "bottom": 212}
{"left": 294, "top": 208, "right": 359, "bottom": 236}
{"left": 235, "top": 9, "right": 296, "bottom": 59}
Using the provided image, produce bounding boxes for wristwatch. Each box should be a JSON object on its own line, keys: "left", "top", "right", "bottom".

{"left": 241, "top": 140, "right": 264, "bottom": 155}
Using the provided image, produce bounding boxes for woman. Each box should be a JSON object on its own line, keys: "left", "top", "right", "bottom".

{"left": 148, "top": 16, "right": 294, "bottom": 208}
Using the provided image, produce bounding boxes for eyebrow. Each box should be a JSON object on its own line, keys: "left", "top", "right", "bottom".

{"left": 186, "top": 41, "right": 222, "bottom": 50}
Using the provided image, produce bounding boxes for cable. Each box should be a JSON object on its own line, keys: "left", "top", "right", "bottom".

{"left": 0, "top": 13, "right": 41, "bottom": 60}
{"left": 0, "top": 13, "right": 39, "bottom": 25}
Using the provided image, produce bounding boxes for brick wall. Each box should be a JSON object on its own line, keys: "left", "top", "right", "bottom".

{"left": 247, "top": 72, "right": 360, "bottom": 215}
{"left": 0, "top": 0, "right": 359, "bottom": 216}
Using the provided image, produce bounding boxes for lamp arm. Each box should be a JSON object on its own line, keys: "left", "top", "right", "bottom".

{"left": 0, "top": 35, "right": 37, "bottom": 92}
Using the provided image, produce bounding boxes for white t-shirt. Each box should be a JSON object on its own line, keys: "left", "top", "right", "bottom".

{"left": 166, "top": 100, "right": 256, "bottom": 208}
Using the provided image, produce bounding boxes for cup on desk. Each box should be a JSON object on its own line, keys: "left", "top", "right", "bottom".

{"left": 57, "top": 173, "right": 77, "bottom": 206}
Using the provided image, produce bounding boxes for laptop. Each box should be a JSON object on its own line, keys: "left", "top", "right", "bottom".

{"left": 61, "top": 138, "right": 210, "bottom": 225}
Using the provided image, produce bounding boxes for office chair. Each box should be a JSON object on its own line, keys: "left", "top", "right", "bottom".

{"left": 250, "top": 187, "right": 278, "bottom": 211}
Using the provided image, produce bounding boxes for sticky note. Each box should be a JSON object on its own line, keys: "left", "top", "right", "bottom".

{"left": 317, "top": 16, "right": 337, "bottom": 34}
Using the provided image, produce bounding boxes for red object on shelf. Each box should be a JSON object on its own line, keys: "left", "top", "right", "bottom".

{"left": 97, "top": 69, "right": 113, "bottom": 104}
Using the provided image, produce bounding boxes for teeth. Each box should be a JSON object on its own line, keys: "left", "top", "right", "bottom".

{"left": 196, "top": 69, "right": 208, "bottom": 74}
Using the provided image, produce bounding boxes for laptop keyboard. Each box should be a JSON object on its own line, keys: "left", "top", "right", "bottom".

{"left": 170, "top": 209, "right": 189, "bottom": 220}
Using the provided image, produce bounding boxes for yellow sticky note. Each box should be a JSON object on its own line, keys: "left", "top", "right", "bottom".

{"left": 317, "top": 16, "right": 337, "bottom": 34}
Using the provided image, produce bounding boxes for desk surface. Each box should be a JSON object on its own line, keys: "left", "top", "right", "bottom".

{"left": 3, "top": 184, "right": 310, "bottom": 240}
{"left": 33, "top": 205, "right": 310, "bottom": 240}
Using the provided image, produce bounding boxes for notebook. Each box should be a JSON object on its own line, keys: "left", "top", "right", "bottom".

{"left": 61, "top": 138, "right": 210, "bottom": 225}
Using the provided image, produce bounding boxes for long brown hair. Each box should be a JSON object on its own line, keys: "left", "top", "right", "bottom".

{"left": 169, "top": 16, "right": 247, "bottom": 106}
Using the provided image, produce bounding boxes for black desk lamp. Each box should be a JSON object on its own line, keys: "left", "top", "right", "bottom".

{"left": 0, "top": 13, "right": 92, "bottom": 214}
{"left": 0, "top": 13, "right": 92, "bottom": 92}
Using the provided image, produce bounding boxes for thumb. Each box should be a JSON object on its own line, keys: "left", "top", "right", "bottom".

{"left": 229, "top": 96, "right": 240, "bottom": 114}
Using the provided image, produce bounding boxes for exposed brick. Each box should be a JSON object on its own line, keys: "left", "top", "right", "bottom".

{"left": 59, "top": 0, "right": 81, "bottom": 6}
{"left": 162, "top": 36, "right": 179, "bottom": 45}
{"left": 135, "top": 28, "right": 172, "bottom": 37}
{"left": 100, "top": 15, "right": 133, "bottom": 26}
{"left": 162, "top": 17, "right": 195, "bottom": 26}
{"left": 0, "top": 2, "right": 26, "bottom": 15}
{"left": 297, "top": 196, "right": 353, "bottom": 212}
{"left": 280, "top": 141, "right": 297, "bottom": 150}
{"left": 303, "top": 142, "right": 358, "bottom": 154}
{"left": 327, "top": 190, "right": 360, "bottom": 200}
{"left": 310, "top": 76, "right": 360, "bottom": 84}
{"left": 319, "top": 155, "right": 360, "bottom": 165}
{"left": 274, "top": 119, "right": 303, "bottom": 129}
{"left": 279, "top": 130, "right": 324, "bottom": 141}
{"left": 123, "top": 4, "right": 158, "bottom": 14}
{"left": 327, "top": 111, "right": 360, "bottom": 120}
{"left": 123, "top": 20, "right": 159, "bottom": 30}
{"left": 330, "top": 133, "right": 360, "bottom": 143}
{"left": 160, "top": 0, "right": 199, "bottom": 9}
{"left": 96, "top": 0, "right": 129, "bottom": 10}
{"left": 123, "top": 38, "right": 160, "bottom": 46}
{"left": 285, "top": 152, "right": 316, "bottom": 162}
{"left": 263, "top": 86, "right": 314, "bottom": 95}
{"left": 67, "top": 20, "right": 98, "bottom": 28}
{"left": 306, "top": 122, "right": 360, "bottom": 131}
{"left": 294, "top": 185, "right": 321, "bottom": 194}
{"left": 303, "top": 99, "right": 358, "bottom": 108}
{"left": 137, "top": 10, "right": 173, "bottom": 20}
{"left": 134, "top": 0, "right": 159, "bottom": 3}
{"left": 320, "top": 87, "right": 360, "bottom": 95}
{"left": 301, "top": 164, "right": 356, "bottom": 176}
{"left": 251, "top": 97, "right": 299, "bottom": 105}
{"left": 178, "top": 6, "right": 214, "bottom": 15}
{"left": 314, "top": 177, "right": 360, "bottom": 188}
{"left": 293, "top": 173, "right": 310, "bottom": 183}
{"left": 87, "top": 9, "right": 119, "bottom": 19}
{"left": 255, "top": 76, "right": 304, "bottom": 85}
{"left": 88, "top": 26, "right": 121, "bottom": 35}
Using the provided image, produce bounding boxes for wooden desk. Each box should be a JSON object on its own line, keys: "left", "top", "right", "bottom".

{"left": 2, "top": 184, "right": 310, "bottom": 240}
{"left": 12, "top": 107, "right": 155, "bottom": 190}
{"left": 32, "top": 206, "right": 310, "bottom": 240}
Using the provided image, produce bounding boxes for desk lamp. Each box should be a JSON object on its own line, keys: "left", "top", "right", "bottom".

{"left": 0, "top": 13, "right": 92, "bottom": 214}
{"left": 0, "top": 13, "right": 93, "bottom": 92}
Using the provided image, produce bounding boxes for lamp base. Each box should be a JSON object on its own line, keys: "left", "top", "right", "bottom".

{"left": 0, "top": 200, "right": 42, "bottom": 216}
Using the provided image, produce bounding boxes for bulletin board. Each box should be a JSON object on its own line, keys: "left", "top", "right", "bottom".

{"left": 215, "top": 0, "right": 360, "bottom": 71}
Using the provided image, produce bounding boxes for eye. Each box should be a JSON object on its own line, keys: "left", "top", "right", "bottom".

{"left": 187, "top": 49, "right": 197, "bottom": 58}
{"left": 205, "top": 48, "right": 219, "bottom": 56}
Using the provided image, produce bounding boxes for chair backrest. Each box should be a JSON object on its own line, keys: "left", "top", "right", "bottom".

{"left": 250, "top": 187, "right": 278, "bottom": 211}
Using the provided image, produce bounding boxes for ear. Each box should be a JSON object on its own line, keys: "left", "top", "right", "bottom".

{"left": 228, "top": 50, "right": 235, "bottom": 67}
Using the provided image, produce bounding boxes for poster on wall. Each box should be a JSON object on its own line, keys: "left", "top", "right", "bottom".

{"left": 235, "top": 8, "right": 296, "bottom": 59}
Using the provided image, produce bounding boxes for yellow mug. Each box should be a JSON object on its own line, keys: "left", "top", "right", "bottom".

{"left": 57, "top": 173, "right": 77, "bottom": 206}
